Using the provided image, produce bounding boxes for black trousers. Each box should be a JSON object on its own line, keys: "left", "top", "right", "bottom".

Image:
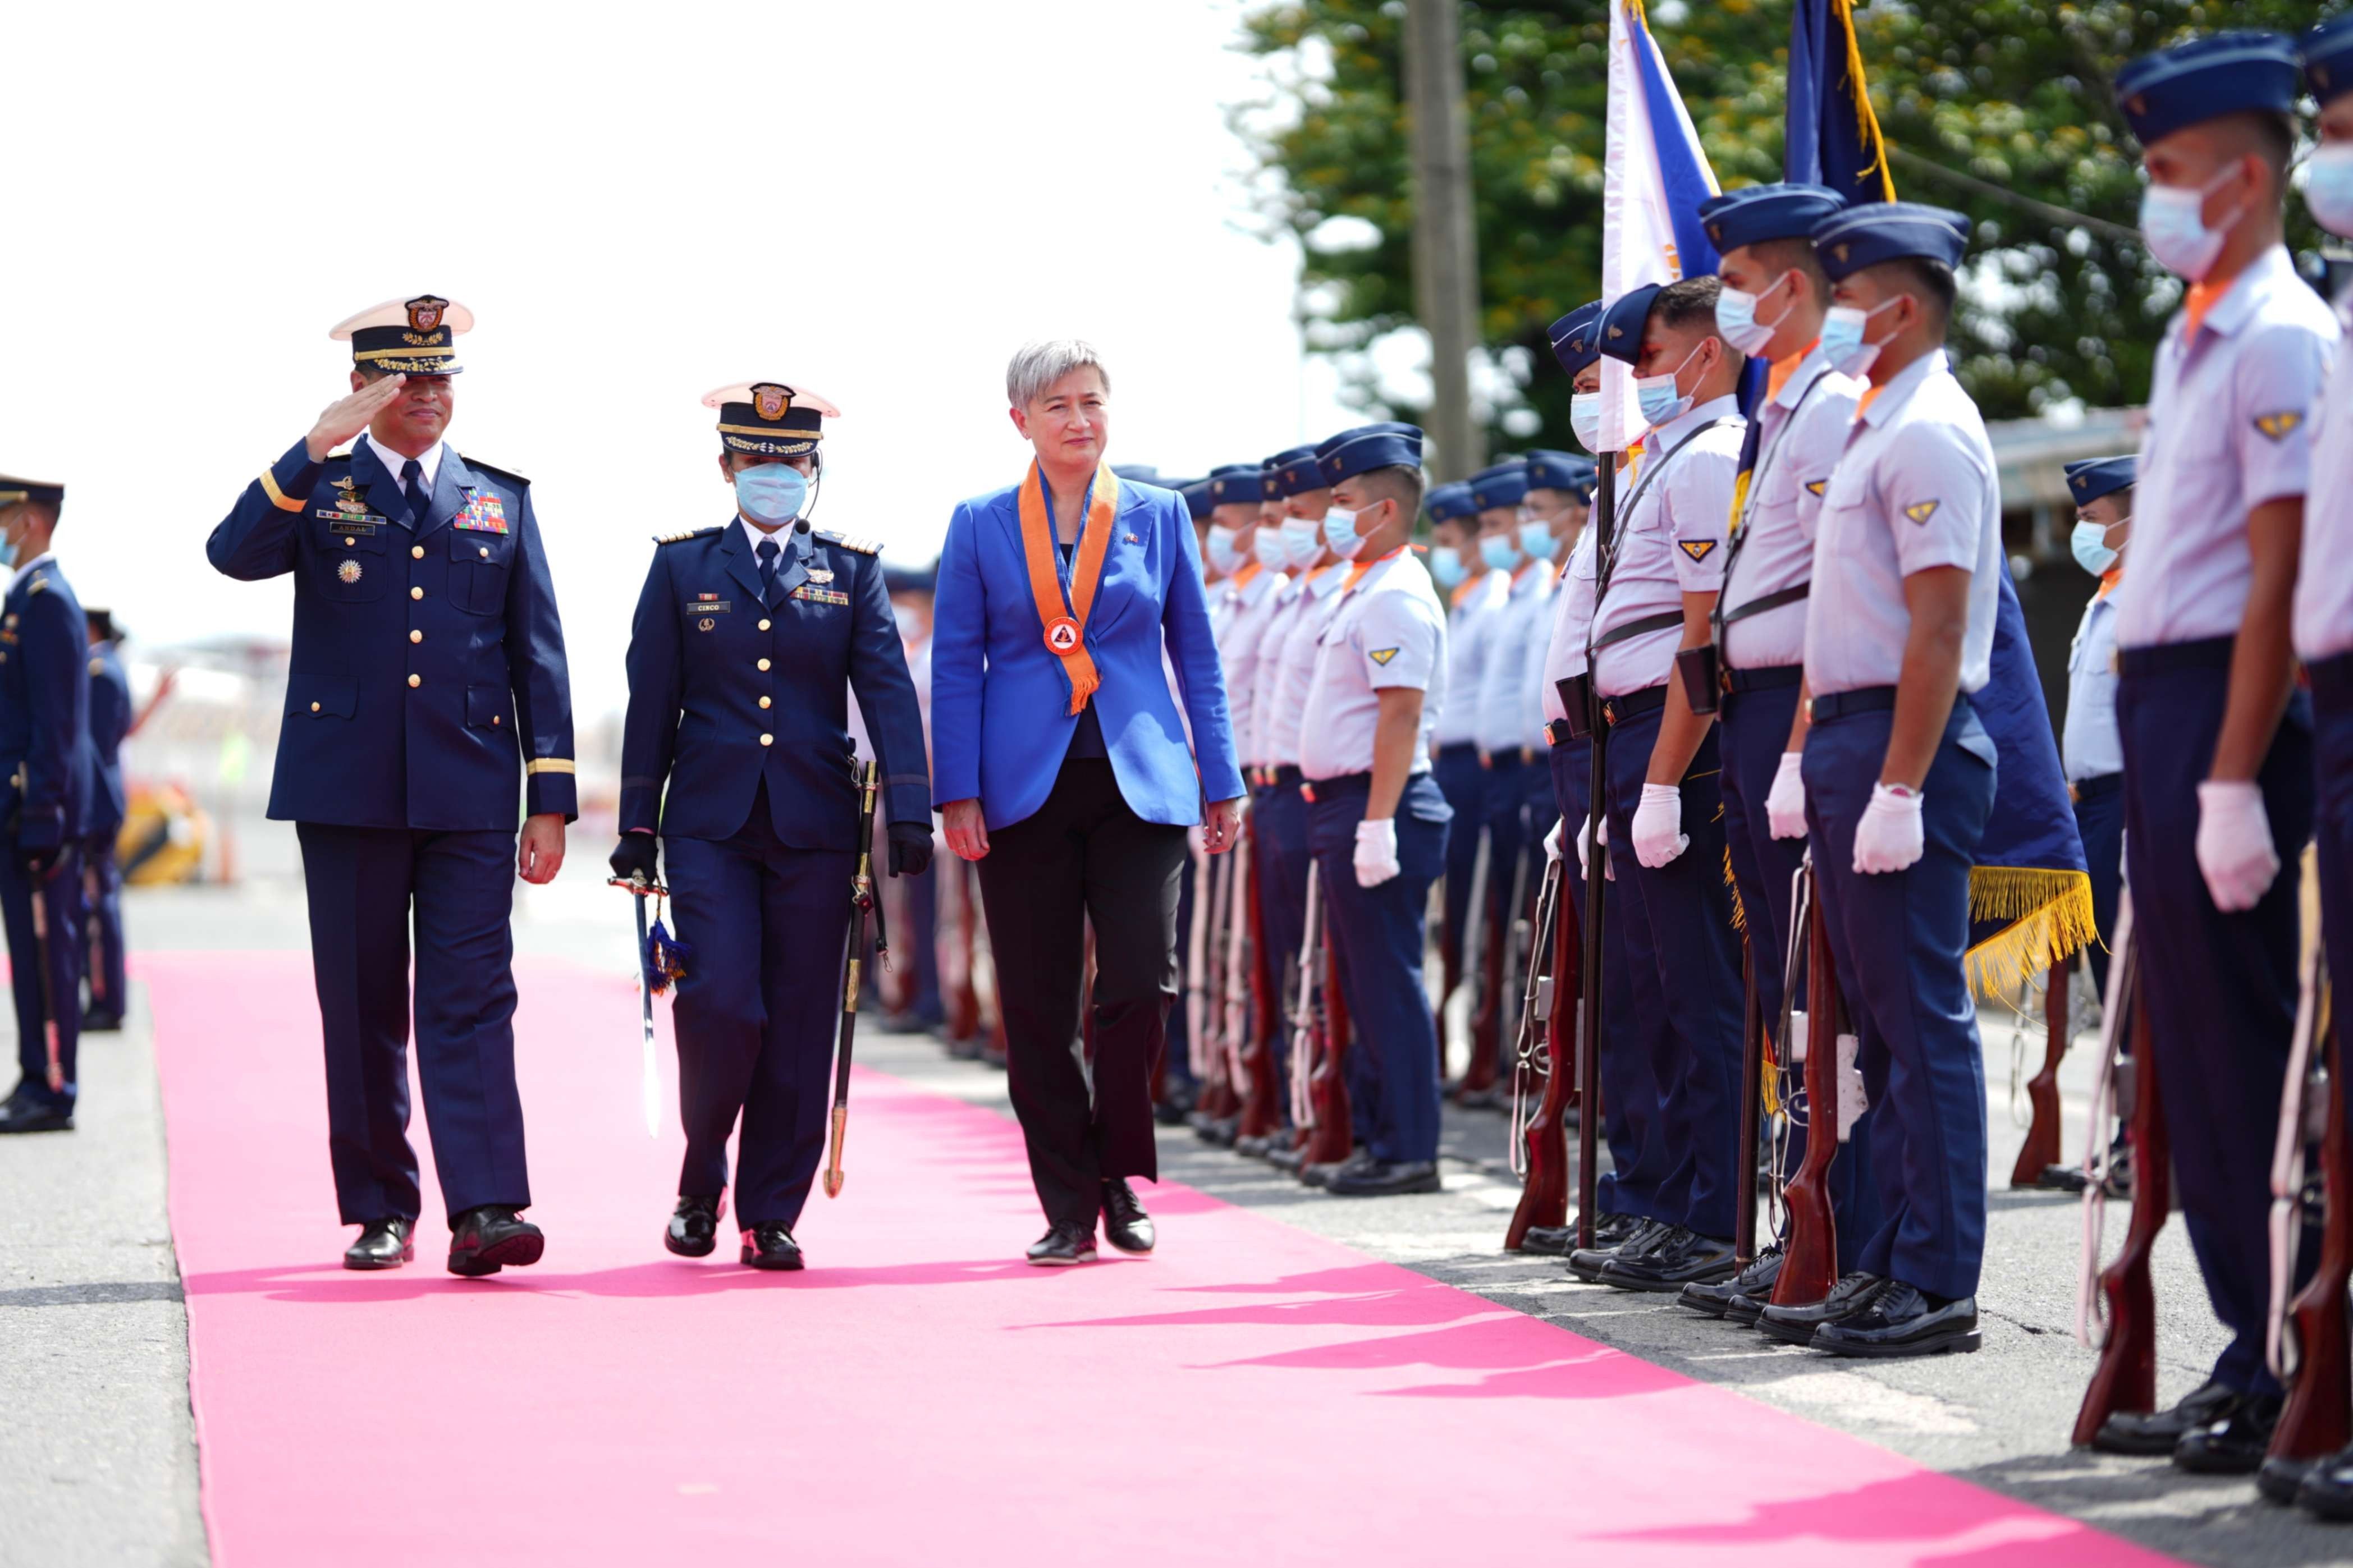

{"left": 977, "top": 757, "right": 1187, "bottom": 1231}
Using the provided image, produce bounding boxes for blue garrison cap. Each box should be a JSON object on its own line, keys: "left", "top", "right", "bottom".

{"left": 2117, "top": 32, "right": 2300, "bottom": 147}
{"left": 1111, "top": 464, "right": 1160, "bottom": 483}
{"left": 1810, "top": 201, "right": 1970, "bottom": 282}
{"left": 1524, "top": 450, "right": 1596, "bottom": 497}
{"left": 2305, "top": 17, "right": 2353, "bottom": 105}
{"left": 1263, "top": 444, "right": 1327, "bottom": 499}
{"left": 2064, "top": 456, "right": 2137, "bottom": 506}
{"left": 1426, "top": 482, "right": 1478, "bottom": 525}
{"left": 1316, "top": 423, "right": 1426, "bottom": 487}
{"left": 1549, "top": 300, "right": 1608, "bottom": 377}
{"left": 1207, "top": 463, "right": 1272, "bottom": 507}
{"left": 1178, "top": 479, "right": 1216, "bottom": 521}
{"left": 1467, "top": 460, "right": 1530, "bottom": 512}
{"left": 1596, "top": 285, "right": 1664, "bottom": 367}
{"left": 0, "top": 474, "right": 63, "bottom": 511}
{"left": 1699, "top": 183, "right": 1848, "bottom": 254}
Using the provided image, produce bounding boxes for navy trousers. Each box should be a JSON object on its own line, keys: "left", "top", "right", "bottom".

{"left": 3, "top": 846, "right": 84, "bottom": 1112}
{"left": 2070, "top": 777, "right": 2124, "bottom": 1001}
{"left": 1432, "top": 742, "right": 1487, "bottom": 982}
{"left": 2119, "top": 645, "right": 2315, "bottom": 1395}
{"left": 81, "top": 835, "right": 125, "bottom": 1024}
{"left": 1722, "top": 674, "right": 1882, "bottom": 1268}
{"left": 1166, "top": 853, "right": 1197, "bottom": 1087}
{"left": 295, "top": 823, "right": 528, "bottom": 1226}
{"left": 663, "top": 785, "right": 856, "bottom": 1230}
{"left": 1308, "top": 773, "right": 1449, "bottom": 1164}
{"left": 1254, "top": 779, "right": 1311, "bottom": 1092}
{"left": 904, "top": 822, "right": 943, "bottom": 1028}
{"left": 1603, "top": 706, "right": 1746, "bottom": 1239}
{"left": 1549, "top": 737, "right": 1672, "bottom": 1223}
{"left": 1803, "top": 699, "right": 1994, "bottom": 1301}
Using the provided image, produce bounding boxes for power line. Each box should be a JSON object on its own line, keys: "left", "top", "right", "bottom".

{"left": 1887, "top": 145, "right": 2142, "bottom": 246}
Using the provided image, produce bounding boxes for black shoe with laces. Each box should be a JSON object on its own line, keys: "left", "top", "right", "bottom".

{"left": 1810, "top": 1283, "right": 1981, "bottom": 1359}
{"left": 2172, "top": 1394, "right": 2281, "bottom": 1474}
{"left": 1681, "top": 1246, "right": 1781, "bottom": 1318}
{"left": 1568, "top": 1217, "right": 1667, "bottom": 1283}
{"left": 2091, "top": 1378, "right": 2240, "bottom": 1457}
{"left": 1756, "top": 1270, "right": 1884, "bottom": 1346}
{"left": 666, "top": 1194, "right": 722, "bottom": 1258}
{"left": 1026, "top": 1222, "right": 1099, "bottom": 1266}
{"left": 446, "top": 1205, "right": 544, "bottom": 1277}
{"left": 1601, "top": 1230, "right": 1736, "bottom": 1292}
{"left": 1102, "top": 1180, "right": 1155, "bottom": 1254}
{"left": 344, "top": 1217, "right": 414, "bottom": 1271}
{"left": 740, "top": 1222, "right": 804, "bottom": 1271}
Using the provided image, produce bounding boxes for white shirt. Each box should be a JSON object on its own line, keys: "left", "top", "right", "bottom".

{"left": 1261, "top": 562, "right": 1351, "bottom": 768}
{"left": 2296, "top": 311, "right": 2353, "bottom": 662}
{"left": 1804, "top": 351, "right": 2002, "bottom": 696}
{"left": 359, "top": 430, "right": 445, "bottom": 497}
{"left": 1434, "top": 570, "right": 1509, "bottom": 747}
{"left": 1722, "top": 347, "right": 1862, "bottom": 670}
{"left": 1519, "top": 554, "right": 1567, "bottom": 746}
{"left": 2121, "top": 245, "right": 2338, "bottom": 650}
{"left": 1216, "top": 563, "right": 1288, "bottom": 763}
{"left": 1476, "top": 559, "right": 1556, "bottom": 751}
{"left": 1301, "top": 549, "right": 1446, "bottom": 781}
{"left": 1591, "top": 395, "right": 1745, "bottom": 697}
{"left": 2063, "top": 586, "right": 2123, "bottom": 781}
{"left": 1541, "top": 514, "right": 1604, "bottom": 718}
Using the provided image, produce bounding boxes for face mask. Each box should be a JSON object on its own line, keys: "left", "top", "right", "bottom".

{"left": 1571, "top": 391, "right": 1605, "bottom": 455}
{"left": 1480, "top": 533, "right": 1521, "bottom": 574}
{"left": 1820, "top": 297, "right": 1901, "bottom": 379}
{"left": 1429, "top": 545, "right": 1467, "bottom": 590}
{"left": 2139, "top": 164, "right": 2245, "bottom": 282}
{"left": 2307, "top": 144, "right": 2353, "bottom": 240}
{"left": 1281, "top": 516, "right": 1323, "bottom": 570}
{"left": 1518, "top": 519, "right": 1555, "bottom": 562}
{"left": 1324, "top": 506, "right": 1370, "bottom": 560}
{"left": 1715, "top": 273, "right": 1794, "bottom": 358}
{"left": 1252, "top": 528, "right": 1288, "bottom": 571}
{"left": 734, "top": 464, "right": 808, "bottom": 526}
{"left": 1206, "top": 525, "right": 1239, "bottom": 576}
{"left": 2072, "top": 517, "right": 2127, "bottom": 577}
{"left": 1635, "top": 340, "right": 1709, "bottom": 430}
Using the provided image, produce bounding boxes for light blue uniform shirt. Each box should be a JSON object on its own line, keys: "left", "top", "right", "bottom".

{"left": 2063, "top": 587, "right": 2124, "bottom": 781}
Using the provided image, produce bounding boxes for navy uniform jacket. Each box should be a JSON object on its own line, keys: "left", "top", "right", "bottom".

{"left": 620, "top": 520, "right": 929, "bottom": 846}
{"left": 0, "top": 560, "right": 93, "bottom": 850}
{"left": 207, "top": 439, "right": 577, "bottom": 829}
{"left": 86, "top": 640, "right": 129, "bottom": 840}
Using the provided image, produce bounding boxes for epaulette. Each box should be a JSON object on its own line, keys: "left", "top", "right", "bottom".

{"left": 466, "top": 457, "right": 530, "bottom": 488}
{"left": 817, "top": 529, "right": 881, "bottom": 556}
{"left": 653, "top": 526, "right": 725, "bottom": 546}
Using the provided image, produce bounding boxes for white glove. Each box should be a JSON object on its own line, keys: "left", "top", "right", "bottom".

{"left": 1574, "top": 815, "right": 1613, "bottom": 882}
{"left": 1354, "top": 817, "right": 1401, "bottom": 888}
{"left": 1632, "top": 782, "right": 1688, "bottom": 868}
{"left": 1852, "top": 783, "right": 1925, "bottom": 875}
{"left": 1542, "top": 819, "right": 1563, "bottom": 863}
{"left": 2196, "top": 780, "right": 2279, "bottom": 912}
{"left": 1766, "top": 751, "right": 1809, "bottom": 841}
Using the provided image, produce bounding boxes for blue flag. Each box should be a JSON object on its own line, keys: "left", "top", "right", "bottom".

{"left": 1786, "top": 0, "right": 1896, "bottom": 205}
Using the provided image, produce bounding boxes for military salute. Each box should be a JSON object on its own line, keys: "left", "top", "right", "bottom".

{"left": 206, "top": 296, "right": 576, "bottom": 1274}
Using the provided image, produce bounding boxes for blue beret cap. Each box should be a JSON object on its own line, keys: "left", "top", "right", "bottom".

{"left": 1110, "top": 464, "right": 1159, "bottom": 483}
{"left": 1426, "top": 482, "right": 1478, "bottom": 524}
{"left": 2064, "top": 456, "right": 2137, "bottom": 506}
{"left": 1810, "top": 201, "right": 1970, "bottom": 282}
{"left": 1596, "top": 285, "right": 1664, "bottom": 367}
{"left": 1178, "top": 479, "right": 1216, "bottom": 521}
{"left": 1699, "top": 183, "right": 1848, "bottom": 254}
{"left": 1315, "top": 422, "right": 1426, "bottom": 488}
{"left": 1548, "top": 300, "right": 1607, "bottom": 377}
{"left": 1262, "top": 444, "right": 1326, "bottom": 499}
{"left": 1467, "top": 460, "right": 1530, "bottom": 512}
{"left": 0, "top": 474, "right": 63, "bottom": 509}
{"left": 2306, "top": 17, "right": 2353, "bottom": 105}
{"left": 2117, "top": 32, "right": 2299, "bottom": 146}
{"left": 1207, "top": 463, "right": 1272, "bottom": 507}
{"left": 1523, "top": 449, "right": 1596, "bottom": 496}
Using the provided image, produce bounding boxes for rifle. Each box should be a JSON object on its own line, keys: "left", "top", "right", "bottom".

{"left": 1183, "top": 831, "right": 1212, "bottom": 1089}
{"left": 940, "top": 859, "right": 982, "bottom": 1050}
{"left": 1569, "top": 460, "right": 1618, "bottom": 1251}
{"left": 1733, "top": 927, "right": 1765, "bottom": 1267}
{"left": 1770, "top": 856, "right": 1846, "bottom": 1308}
{"left": 2073, "top": 892, "right": 2166, "bottom": 1445}
{"left": 1191, "top": 846, "right": 1240, "bottom": 1134}
{"left": 1505, "top": 855, "right": 1571, "bottom": 1249}
{"left": 1235, "top": 820, "right": 1284, "bottom": 1144}
{"left": 821, "top": 758, "right": 886, "bottom": 1199}
{"left": 2263, "top": 948, "right": 2345, "bottom": 1486}
{"left": 1470, "top": 822, "right": 1536, "bottom": 1111}
{"left": 2011, "top": 958, "right": 2071, "bottom": 1187}
{"left": 1300, "top": 898, "right": 1356, "bottom": 1170}
{"left": 1287, "top": 861, "right": 1326, "bottom": 1156}
{"left": 1461, "top": 826, "right": 1508, "bottom": 1103}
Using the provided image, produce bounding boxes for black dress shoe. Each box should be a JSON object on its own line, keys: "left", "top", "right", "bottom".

{"left": 343, "top": 1217, "right": 414, "bottom": 1271}
{"left": 2173, "top": 1395, "right": 2282, "bottom": 1474}
{"left": 446, "top": 1205, "right": 544, "bottom": 1277}
{"left": 740, "top": 1223, "right": 804, "bottom": 1271}
{"left": 2295, "top": 1440, "right": 2353, "bottom": 1518}
{"left": 1266, "top": 1141, "right": 1307, "bottom": 1172}
{"left": 2090, "top": 1378, "right": 2240, "bottom": 1456}
{"left": 1681, "top": 1246, "right": 1780, "bottom": 1317}
{"left": 1102, "top": 1179, "right": 1155, "bottom": 1254}
{"left": 1191, "top": 1112, "right": 1240, "bottom": 1147}
{"left": 1326, "top": 1159, "right": 1442, "bottom": 1197}
{"left": 0, "top": 1085, "right": 72, "bottom": 1134}
{"left": 2260, "top": 1452, "right": 2322, "bottom": 1506}
{"left": 1302, "top": 1147, "right": 1374, "bottom": 1189}
{"left": 81, "top": 1011, "right": 123, "bottom": 1033}
{"left": 1811, "top": 1282, "right": 1981, "bottom": 1358}
{"left": 666, "top": 1195, "right": 722, "bottom": 1258}
{"left": 1756, "top": 1271, "right": 1884, "bottom": 1346}
{"left": 1568, "top": 1218, "right": 1667, "bottom": 1283}
{"left": 1519, "top": 1225, "right": 1575, "bottom": 1255}
{"left": 1601, "top": 1230, "right": 1736, "bottom": 1292}
{"left": 1026, "top": 1223, "right": 1098, "bottom": 1266}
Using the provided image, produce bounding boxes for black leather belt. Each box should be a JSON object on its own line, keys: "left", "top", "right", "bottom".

{"left": 1599, "top": 684, "right": 1669, "bottom": 727}
{"left": 1810, "top": 685, "right": 1897, "bottom": 722}
{"left": 1436, "top": 741, "right": 1482, "bottom": 762}
{"left": 1720, "top": 581, "right": 1810, "bottom": 626}
{"left": 2118, "top": 635, "right": 2234, "bottom": 676}
{"left": 1251, "top": 763, "right": 1302, "bottom": 789}
{"left": 2070, "top": 771, "right": 2122, "bottom": 804}
{"left": 1300, "top": 771, "right": 1371, "bottom": 803}
{"left": 2309, "top": 650, "right": 2353, "bottom": 709}
{"left": 1546, "top": 720, "right": 1582, "bottom": 749}
{"left": 1591, "top": 609, "right": 1686, "bottom": 654}
{"left": 1722, "top": 663, "right": 1803, "bottom": 695}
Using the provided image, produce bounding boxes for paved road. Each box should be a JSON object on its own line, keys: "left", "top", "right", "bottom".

{"left": 6, "top": 871, "right": 2352, "bottom": 1565}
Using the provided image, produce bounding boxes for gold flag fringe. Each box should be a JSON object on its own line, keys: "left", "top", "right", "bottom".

{"left": 1964, "top": 866, "right": 2096, "bottom": 999}
{"left": 1723, "top": 843, "right": 1746, "bottom": 934}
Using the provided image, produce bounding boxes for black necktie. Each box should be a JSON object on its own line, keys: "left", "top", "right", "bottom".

{"left": 401, "top": 459, "right": 430, "bottom": 526}
{"left": 757, "top": 537, "right": 782, "bottom": 604}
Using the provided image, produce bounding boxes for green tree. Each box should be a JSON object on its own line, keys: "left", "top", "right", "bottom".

{"left": 1236, "top": 0, "right": 2329, "bottom": 441}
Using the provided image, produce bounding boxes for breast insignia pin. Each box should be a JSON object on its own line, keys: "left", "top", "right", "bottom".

{"left": 338, "top": 559, "right": 363, "bottom": 584}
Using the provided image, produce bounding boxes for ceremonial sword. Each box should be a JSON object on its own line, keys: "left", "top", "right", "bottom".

{"left": 608, "top": 866, "right": 666, "bottom": 1138}
{"left": 28, "top": 868, "right": 62, "bottom": 1092}
{"left": 825, "top": 757, "right": 887, "bottom": 1199}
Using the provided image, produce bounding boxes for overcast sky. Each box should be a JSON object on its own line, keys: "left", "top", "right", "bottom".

{"left": 0, "top": 1, "right": 1364, "bottom": 720}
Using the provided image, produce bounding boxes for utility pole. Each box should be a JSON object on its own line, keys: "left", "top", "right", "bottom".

{"left": 1404, "top": 0, "right": 1485, "bottom": 482}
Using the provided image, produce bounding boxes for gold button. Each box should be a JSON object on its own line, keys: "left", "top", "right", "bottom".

{"left": 410, "top": 586, "right": 423, "bottom": 600}
{"left": 408, "top": 674, "right": 421, "bottom": 689}
{"left": 759, "top": 695, "right": 771, "bottom": 709}
{"left": 492, "top": 715, "right": 501, "bottom": 725}
{"left": 344, "top": 535, "right": 356, "bottom": 547}
{"left": 758, "top": 618, "right": 771, "bottom": 631}
{"left": 409, "top": 630, "right": 423, "bottom": 644}
{"left": 412, "top": 545, "right": 425, "bottom": 560}
{"left": 479, "top": 547, "right": 489, "bottom": 558}
{"left": 310, "top": 701, "right": 321, "bottom": 713}
{"left": 757, "top": 658, "right": 771, "bottom": 671}
{"left": 760, "top": 733, "right": 773, "bottom": 747}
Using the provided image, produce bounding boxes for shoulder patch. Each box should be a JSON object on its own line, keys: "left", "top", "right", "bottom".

{"left": 2254, "top": 410, "right": 2305, "bottom": 442}
{"left": 1903, "top": 499, "right": 1940, "bottom": 526}
{"left": 653, "top": 526, "right": 725, "bottom": 546}
{"left": 817, "top": 530, "right": 881, "bottom": 556}
{"left": 464, "top": 457, "right": 531, "bottom": 488}
{"left": 1368, "top": 647, "right": 1400, "bottom": 666}
{"left": 1677, "top": 539, "right": 1718, "bottom": 563}
{"left": 1803, "top": 479, "right": 1828, "bottom": 497}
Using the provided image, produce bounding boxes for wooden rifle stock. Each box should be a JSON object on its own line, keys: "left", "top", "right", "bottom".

{"left": 1733, "top": 933, "right": 1763, "bottom": 1267}
{"left": 1303, "top": 923, "right": 1355, "bottom": 1166}
{"left": 943, "top": 861, "right": 981, "bottom": 1045}
{"left": 2073, "top": 936, "right": 2166, "bottom": 1446}
{"left": 2268, "top": 958, "right": 2346, "bottom": 1469}
{"left": 1236, "top": 822, "right": 1284, "bottom": 1141}
{"left": 1462, "top": 833, "right": 1507, "bottom": 1099}
{"left": 2011, "top": 960, "right": 2070, "bottom": 1186}
{"left": 1506, "top": 857, "right": 1574, "bottom": 1249}
{"left": 1772, "top": 863, "right": 1841, "bottom": 1306}
{"left": 1193, "top": 849, "right": 1240, "bottom": 1123}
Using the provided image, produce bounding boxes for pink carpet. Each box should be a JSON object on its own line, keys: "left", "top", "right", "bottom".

{"left": 147, "top": 951, "right": 2172, "bottom": 1567}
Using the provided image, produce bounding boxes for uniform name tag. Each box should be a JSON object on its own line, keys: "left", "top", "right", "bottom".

{"left": 688, "top": 598, "right": 733, "bottom": 613}
{"left": 457, "top": 493, "right": 509, "bottom": 533}
{"left": 318, "top": 514, "right": 383, "bottom": 534}
{"left": 791, "top": 585, "right": 852, "bottom": 607}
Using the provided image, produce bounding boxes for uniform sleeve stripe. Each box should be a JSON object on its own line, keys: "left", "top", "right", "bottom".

{"left": 259, "top": 468, "right": 304, "bottom": 512}
{"left": 525, "top": 759, "right": 576, "bottom": 776}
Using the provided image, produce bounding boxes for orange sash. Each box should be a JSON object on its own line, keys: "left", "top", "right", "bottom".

{"left": 1018, "top": 461, "right": 1121, "bottom": 716}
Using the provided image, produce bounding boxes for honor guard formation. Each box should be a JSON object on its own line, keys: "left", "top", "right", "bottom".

{"left": 19, "top": 15, "right": 2353, "bottom": 1528}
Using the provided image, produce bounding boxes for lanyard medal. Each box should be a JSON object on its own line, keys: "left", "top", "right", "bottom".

{"left": 1017, "top": 461, "right": 1120, "bottom": 715}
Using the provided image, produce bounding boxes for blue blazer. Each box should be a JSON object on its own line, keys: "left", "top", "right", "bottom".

{"left": 0, "top": 560, "right": 91, "bottom": 851}
{"left": 208, "top": 438, "right": 578, "bottom": 831}
{"left": 619, "top": 520, "right": 930, "bottom": 847}
{"left": 85, "top": 639, "right": 129, "bottom": 839}
{"left": 930, "top": 476, "right": 1241, "bottom": 830}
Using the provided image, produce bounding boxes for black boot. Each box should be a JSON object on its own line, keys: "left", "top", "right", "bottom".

{"left": 666, "top": 1194, "right": 722, "bottom": 1258}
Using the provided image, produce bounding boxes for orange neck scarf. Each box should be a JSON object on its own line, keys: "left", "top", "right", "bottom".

{"left": 1343, "top": 544, "right": 1405, "bottom": 593}
{"left": 1017, "top": 461, "right": 1120, "bottom": 715}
